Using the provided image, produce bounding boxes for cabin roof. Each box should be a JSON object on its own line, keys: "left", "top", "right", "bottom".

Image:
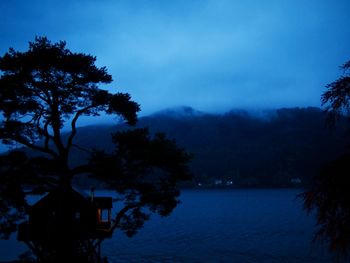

{"left": 32, "top": 187, "right": 88, "bottom": 208}
{"left": 93, "top": 197, "right": 112, "bottom": 209}
{"left": 30, "top": 187, "right": 113, "bottom": 213}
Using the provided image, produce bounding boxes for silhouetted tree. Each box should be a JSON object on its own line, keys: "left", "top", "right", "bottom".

{"left": 0, "top": 37, "right": 191, "bottom": 262}
{"left": 302, "top": 60, "right": 350, "bottom": 260}
{"left": 322, "top": 60, "right": 350, "bottom": 128}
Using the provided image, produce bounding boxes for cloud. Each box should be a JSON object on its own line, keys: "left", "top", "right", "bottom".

{"left": 1, "top": 0, "right": 350, "bottom": 116}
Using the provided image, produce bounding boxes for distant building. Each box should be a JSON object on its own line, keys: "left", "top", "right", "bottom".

{"left": 290, "top": 178, "right": 302, "bottom": 184}
{"left": 215, "top": 180, "right": 223, "bottom": 185}
{"left": 226, "top": 180, "right": 234, "bottom": 186}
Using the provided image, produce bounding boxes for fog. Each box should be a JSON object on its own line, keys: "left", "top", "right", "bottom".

{"left": 1, "top": 0, "right": 350, "bottom": 116}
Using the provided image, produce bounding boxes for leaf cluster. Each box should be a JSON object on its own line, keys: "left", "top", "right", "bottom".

{"left": 322, "top": 61, "right": 350, "bottom": 126}
{"left": 0, "top": 37, "right": 192, "bottom": 241}
{"left": 0, "top": 36, "right": 139, "bottom": 158}
{"left": 302, "top": 59, "right": 350, "bottom": 260}
{"left": 88, "top": 128, "right": 192, "bottom": 236}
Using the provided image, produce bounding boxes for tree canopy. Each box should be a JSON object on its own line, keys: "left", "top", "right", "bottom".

{"left": 302, "top": 59, "right": 350, "bottom": 260}
{"left": 0, "top": 37, "right": 191, "bottom": 261}
{"left": 322, "top": 61, "right": 350, "bottom": 126}
{"left": 0, "top": 37, "right": 139, "bottom": 162}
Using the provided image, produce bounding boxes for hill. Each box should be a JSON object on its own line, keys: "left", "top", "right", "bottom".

{"left": 68, "top": 106, "right": 348, "bottom": 188}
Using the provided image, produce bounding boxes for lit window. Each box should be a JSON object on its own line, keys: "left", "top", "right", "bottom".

{"left": 98, "top": 209, "right": 109, "bottom": 222}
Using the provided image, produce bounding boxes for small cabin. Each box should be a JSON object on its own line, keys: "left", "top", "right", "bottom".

{"left": 18, "top": 187, "right": 113, "bottom": 242}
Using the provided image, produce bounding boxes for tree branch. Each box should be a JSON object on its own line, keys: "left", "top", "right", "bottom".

{"left": 50, "top": 97, "right": 66, "bottom": 158}
{"left": 111, "top": 204, "right": 139, "bottom": 232}
{"left": 93, "top": 204, "right": 139, "bottom": 249}
{"left": 33, "top": 88, "right": 51, "bottom": 105}
{"left": 66, "top": 105, "right": 96, "bottom": 153}
{"left": 11, "top": 137, "right": 58, "bottom": 159}
{"left": 42, "top": 120, "right": 53, "bottom": 150}
{"left": 33, "top": 114, "right": 54, "bottom": 151}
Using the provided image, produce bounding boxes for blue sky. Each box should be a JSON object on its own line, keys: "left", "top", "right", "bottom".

{"left": 1, "top": 0, "right": 350, "bottom": 115}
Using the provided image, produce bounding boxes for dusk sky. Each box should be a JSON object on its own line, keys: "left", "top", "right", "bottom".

{"left": 1, "top": 0, "right": 350, "bottom": 115}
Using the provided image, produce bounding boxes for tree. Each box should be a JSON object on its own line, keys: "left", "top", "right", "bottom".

{"left": 0, "top": 37, "right": 192, "bottom": 262}
{"left": 301, "top": 60, "right": 350, "bottom": 260}
{"left": 321, "top": 60, "right": 350, "bottom": 126}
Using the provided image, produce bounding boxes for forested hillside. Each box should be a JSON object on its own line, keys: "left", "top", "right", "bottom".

{"left": 69, "top": 107, "right": 347, "bottom": 188}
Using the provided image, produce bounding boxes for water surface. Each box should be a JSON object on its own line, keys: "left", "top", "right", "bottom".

{"left": 0, "top": 189, "right": 332, "bottom": 262}
{"left": 104, "top": 189, "right": 330, "bottom": 263}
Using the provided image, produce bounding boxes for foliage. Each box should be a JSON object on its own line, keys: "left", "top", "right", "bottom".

{"left": 0, "top": 36, "right": 139, "bottom": 159}
{"left": 322, "top": 61, "right": 350, "bottom": 127}
{"left": 0, "top": 37, "right": 192, "bottom": 259}
{"left": 64, "top": 107, "right": 346, "bottom": 188}
{"left": 137, "top": 107, "right": 345, "bottom": 187}
{"left": 89, "top": 128, "right": 192, "bottom": 236}
{"left": 302, "top": 59, "right": 350, "bottom": 260}
{"left": 302, "top": 153, "right": 350, "bottom": 257}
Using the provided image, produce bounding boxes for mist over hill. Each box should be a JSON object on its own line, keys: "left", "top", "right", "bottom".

{"left": 68, "top": 106, "right": 347, "bottom": 188}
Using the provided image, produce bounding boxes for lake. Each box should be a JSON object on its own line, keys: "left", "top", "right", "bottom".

{"left": 0, "top": 189, "right": 333, "bottom": 262}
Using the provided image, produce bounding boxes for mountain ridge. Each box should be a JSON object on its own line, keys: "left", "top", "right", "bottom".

{"left": 68, "top": 106, "right": 347, "bottom": 188}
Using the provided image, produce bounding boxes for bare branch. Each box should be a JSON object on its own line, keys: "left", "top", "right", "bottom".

{"left": 42, "top": 120, "right": 53, "bottom": 150}
{"left": 111, "top": 204, "right": 139, "bottom": 232}
{"left": 12, "top": 137, "right": 58, "bottom": 159}
{"left": 28, "top": 109, "right": 55, "bottom": 153}
{"left": 33, "top": 88, "right": 51, "bottom": 105}
{"left": 66, "top": 105, "right": 95, "bottom": 153}
{"left": 49, "top": 98, "right": 66, "bottom": 157}
{"left": 93, "top": 204, "right": 139, "bottom": 249}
